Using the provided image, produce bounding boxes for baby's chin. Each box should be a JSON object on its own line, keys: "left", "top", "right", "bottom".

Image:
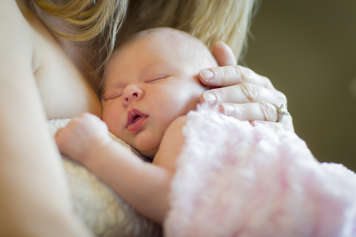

{"left": 138, "top": 146, "right": 158, "bottom": 158}
{"left": 133, "top": 129, "right": 162, "bottom": 158}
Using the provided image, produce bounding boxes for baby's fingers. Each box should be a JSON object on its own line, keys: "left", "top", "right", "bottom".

{"left": 54, "top": 127, "right": 64, "bottom": 147}
{"left": 54, "top": 127, "right": 73, "bottom": 156}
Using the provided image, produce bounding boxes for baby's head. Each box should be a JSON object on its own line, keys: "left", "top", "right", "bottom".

{"left": 101, "top": 27, "right": 217, "bottom": 157}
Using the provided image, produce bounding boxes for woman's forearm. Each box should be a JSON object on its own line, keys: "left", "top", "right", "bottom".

{"left": 0, "top": 207, "right": 92, "bottom": 237}
{"left": 0, "top": 2, "right": 91, "bottom": 236}
{"left": 0, "top": 71, "right": 91, "bottom": 237}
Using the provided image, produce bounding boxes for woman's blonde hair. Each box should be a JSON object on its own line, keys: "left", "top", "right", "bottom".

{"left": 119, "top": 1, "right": 256, "bottom": 61}
{"left": 26, "top": 0, "right": 256, "bottom": 88}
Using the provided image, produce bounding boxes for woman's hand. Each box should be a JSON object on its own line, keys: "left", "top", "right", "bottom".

{"left": 55, "top": 113, "right": 111, "bottom": 164}
{"left": 198, "top": 42, "right": 293, "bottom": 131}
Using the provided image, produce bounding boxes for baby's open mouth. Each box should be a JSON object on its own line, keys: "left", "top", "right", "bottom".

{"left": 125, "top": 109, "right": 149, "bottom": 132}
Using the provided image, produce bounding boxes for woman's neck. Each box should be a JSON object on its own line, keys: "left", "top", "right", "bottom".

{"left": 31, "top": 2, "right": 101, "bottom": 90}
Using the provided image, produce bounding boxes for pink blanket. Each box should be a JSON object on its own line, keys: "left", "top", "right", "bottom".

{"left": 164, "top": 106, "right": 356, "bottom": 237}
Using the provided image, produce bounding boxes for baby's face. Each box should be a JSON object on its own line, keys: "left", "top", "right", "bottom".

{"left": 102, "top": 29, "right": 216, "bottom": 157}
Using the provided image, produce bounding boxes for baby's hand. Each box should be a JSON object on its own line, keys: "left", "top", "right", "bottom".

{"left": 55, "top": 113, "right": 111, "bottom": 164}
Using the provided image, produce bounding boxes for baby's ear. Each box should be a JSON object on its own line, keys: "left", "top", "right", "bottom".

{"left": 211, "top": 41, "right": 237, "bottom": 66}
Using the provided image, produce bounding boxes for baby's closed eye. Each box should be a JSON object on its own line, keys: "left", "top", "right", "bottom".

{"left": 102, "top": 91, "right": 122, "bottom": 101}
{"left": 145, "top": 74, "right": 170, "bottom": 83}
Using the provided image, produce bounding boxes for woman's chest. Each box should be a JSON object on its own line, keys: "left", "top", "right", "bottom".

{"left": 31, "top": 21, "right": 101, "bottom": 119}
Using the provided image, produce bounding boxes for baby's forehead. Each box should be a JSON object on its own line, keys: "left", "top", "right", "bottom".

{"left": 136, "top": 28, "right": 198, "bottom": 46}
{"left": 118, "top": 28, "right": 212, "bottom": 59}
{"left": 104, "top": 28, "right": 216, "bottom": 86}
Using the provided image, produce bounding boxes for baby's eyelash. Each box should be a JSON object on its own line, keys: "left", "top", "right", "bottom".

{"left": 103, "top": 93, "right": 122, "bottom": 101}
{"left": 147, "top": 74, "right": 170, "bottom": 82}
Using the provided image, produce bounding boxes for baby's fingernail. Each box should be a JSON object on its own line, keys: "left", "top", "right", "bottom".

{"left": 200, "top": 69, "right": 215, "bottom": 80}
{"left": 203, "top": 92, "right": 217, "bottom": 105}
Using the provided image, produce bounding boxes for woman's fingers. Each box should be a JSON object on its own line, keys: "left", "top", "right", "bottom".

{"left": 253, "top": 115, "right": 295, "bottom": 132}
{"left": 211, "top": 41, "right": 237, "bottom": 66}
{"left": 201, "top": 83, "right": 286, "bottom": 108}
{"left": 219, "top": 102, "right": 277, "bottom": 121}
{"left": 199, "top": 65, "right": 274, "bottom": 89}
{"left": 201, "top": 43, "right": 293, "bottom": 130}
{"left": 218, "top": 102, "right": 294, "bottom": 131}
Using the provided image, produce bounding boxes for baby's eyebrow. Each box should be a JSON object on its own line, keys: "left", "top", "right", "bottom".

{"left": 140, "top": 65, "right": 177, "bottom": 81}
{"left": 105, "top": 77, "right": 126, "bottom": 89}
{"left": 102, "top": 81, "right": 124, "bottom": 94}
{"left": 139, "top": 63, "right": 160, "bottom": 79}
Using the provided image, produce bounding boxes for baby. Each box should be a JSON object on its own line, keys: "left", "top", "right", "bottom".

{"left": 56, "top": 27, "right": 356, "bottom": 235}
{"left": 56, "top": 27, "right": 217, "bottom": 223}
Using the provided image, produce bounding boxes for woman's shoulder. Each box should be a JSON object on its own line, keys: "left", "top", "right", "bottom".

{"left": 1, "top": 1, "right": 27, "bottom": 19}
{"left": 1, "top": 1, "right": 35, "bottom": 35}
{"left": 0, "top": 1, "right": 101, "bottom": 119}
{"left": 0, "top": 1, "right": 60, "bottom": 57}
{"left": 0, "top": 1, "right": 36, "bottom": 63}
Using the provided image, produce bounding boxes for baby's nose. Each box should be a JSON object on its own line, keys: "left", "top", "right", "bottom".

{"left": 122, "top": 84, "right": 144, "bottom": 106}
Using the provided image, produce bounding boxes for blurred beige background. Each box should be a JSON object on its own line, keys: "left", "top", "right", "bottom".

{"left": 245, "top": 1, "right": 356, "bottom": 170}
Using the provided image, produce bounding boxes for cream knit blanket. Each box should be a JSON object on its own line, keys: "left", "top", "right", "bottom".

{"left": 49, "top": 119, "right": 161, "bottom": 237}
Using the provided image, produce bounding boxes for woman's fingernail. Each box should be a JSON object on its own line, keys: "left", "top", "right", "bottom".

{"left": 203, "top": 92, "right": 217, "bottom": 105}
{"left": 219, "top": 104, "right": 232, "bottom": 115}
{"left": 200, "top": 69, "right": 215, "bottom": 80}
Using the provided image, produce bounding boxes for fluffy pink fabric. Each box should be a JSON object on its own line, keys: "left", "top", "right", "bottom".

{"left": 164, "top": 105, "right": 356, "bottom": 237}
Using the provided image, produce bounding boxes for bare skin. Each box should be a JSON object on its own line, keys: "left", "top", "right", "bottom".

{"left": 0, "top": 2, "right": 99, "bottom": 236}
{"left": 55, "top": 28, "right": 293, "bottom": 223}
{"left": 56, "top": 29, "right": 212, "bottom": 222}
{"left": 1, "top": 1, "right": 291, "bottom": 236}
{"left": 56, "top": 112, "right": 185, "bottom": 223}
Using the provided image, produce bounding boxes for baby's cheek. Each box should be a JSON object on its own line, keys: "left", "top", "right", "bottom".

{"left": 102, "top": 104, "right": 123, "bottom": 130}
{"left": 101, "top": 105, "right": 112, "bottom": 124}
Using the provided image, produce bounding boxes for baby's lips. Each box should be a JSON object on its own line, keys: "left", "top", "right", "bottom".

{"left": 125, "top": 108, "right": 149, "bottom": 128}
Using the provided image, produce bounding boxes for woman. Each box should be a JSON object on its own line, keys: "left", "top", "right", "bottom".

{"left": 0, "top": 1, "right": 292, "bottom": 236}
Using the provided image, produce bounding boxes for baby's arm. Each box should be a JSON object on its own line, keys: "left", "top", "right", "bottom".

{"left": 55, "top": 113, "right": 178, "bottom": 223}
